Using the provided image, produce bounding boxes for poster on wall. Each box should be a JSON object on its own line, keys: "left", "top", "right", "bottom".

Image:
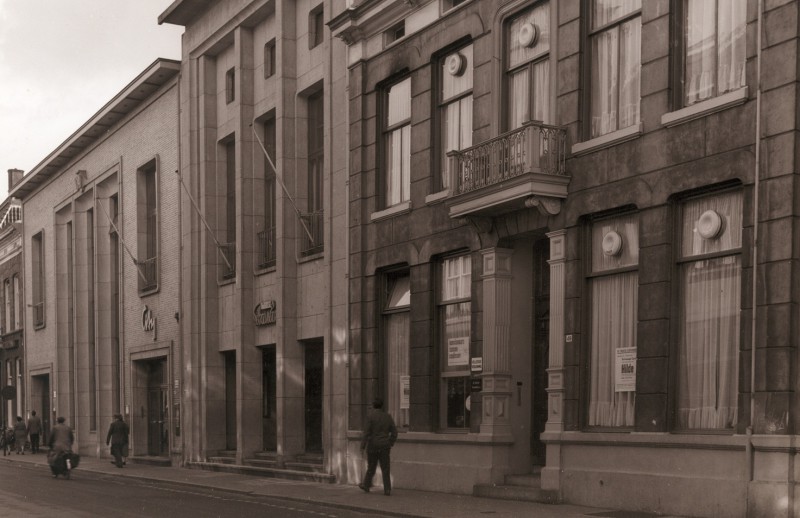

{"left": 400, "top": 376, "right": 410, "bottom": 409}
{"left": 615, "top": 347, "right": 637, "bottom": 392}
{"left": 447, "top": 337, "right": 469, "bottom": 367}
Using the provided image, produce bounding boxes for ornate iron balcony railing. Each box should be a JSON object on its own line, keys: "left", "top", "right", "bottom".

{"left": 258, "top": 227, "right": 276, "bottom": 269}
{"left": 138, "top": 256, "right": 158, "bottom": 291}
{"left": 300, "top": 210, "right": 324, "bottom": 257}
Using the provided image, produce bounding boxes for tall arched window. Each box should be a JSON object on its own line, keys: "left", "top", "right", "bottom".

{"left": 12, "top": 275, "right": 19, "bottom": 330}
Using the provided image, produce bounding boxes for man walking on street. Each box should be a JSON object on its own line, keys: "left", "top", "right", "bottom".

{"left": 106, "top": 414, "right": 129, "bottom": 468}
{"left": 359, "top": 397, "right": 397, "bottom": 496}
{"left": 27, "top": 411, "right": 42, "bottom": 454}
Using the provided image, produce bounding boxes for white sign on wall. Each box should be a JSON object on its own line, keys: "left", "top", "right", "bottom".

{"left": 400, "top": 376, "right": 410, "bottom": 410}
{"left": 447, "top": 337, "right": 469, "bottom": 367}
{"left": 615, "top": 347, "right": 637, "bottom": 392}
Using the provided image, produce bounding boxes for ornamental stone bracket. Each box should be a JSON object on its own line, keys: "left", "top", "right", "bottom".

{"left": 524, "top": 195, "right": 562, "bottom": 216}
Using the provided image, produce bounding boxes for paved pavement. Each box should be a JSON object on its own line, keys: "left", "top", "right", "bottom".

{"left": 0, "top": 452, "right": 672, "bottom": 518}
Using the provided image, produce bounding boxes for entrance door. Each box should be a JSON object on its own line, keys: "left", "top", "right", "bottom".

{"left": 531, "top": 238, "right": 550, "bottom": 466}
{"left": 304, "top": 341, "right": 323, "bottom": 453}
{"left": 224, "top": 352, "right": 237, "bottom": 451}
{"left": 146, "top": 360, "right": 169, "bottom": 456}
{"left": 262, "top": 346, "right": 277, "bottom": 450}
{"left": 31, "top": 374, "right": 51, "bottom": 445}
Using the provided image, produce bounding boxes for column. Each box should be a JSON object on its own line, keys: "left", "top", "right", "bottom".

{"left": 479, "top": 247, "right": 513, "bottom": 437}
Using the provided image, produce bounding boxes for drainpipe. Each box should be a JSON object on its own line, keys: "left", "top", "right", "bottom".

{"left": 746, "top": 0, "right": 763, "bottom": 500}
{"left": 176, "top": 72, "right": 184, "bottom": 463}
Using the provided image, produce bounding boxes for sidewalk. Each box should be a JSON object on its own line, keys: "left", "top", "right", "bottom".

{"left": 0, "top": 452, "right": 671, "bottom": 518}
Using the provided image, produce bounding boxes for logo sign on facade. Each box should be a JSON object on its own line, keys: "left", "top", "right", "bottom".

{"left": 615, "top": 347, "right": 636, "bottom": 392}
{"left": 142, "top": 305, "right": 157, "bottom": 340}
{"left": 254, "top": 300, "right": 277, "bottom": 326}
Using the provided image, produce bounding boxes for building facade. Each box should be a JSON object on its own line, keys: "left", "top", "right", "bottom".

{"left": 159, "top": 0, "right": 349, "bottom": 478}
{"left": 0, "top": 170, "right": 24, "bottom": 430}
{"left": 332, "top": 0, "right": 799, "bottom": 516}
{"left": 14, "top": 59, "right": 182, "bottom": 462}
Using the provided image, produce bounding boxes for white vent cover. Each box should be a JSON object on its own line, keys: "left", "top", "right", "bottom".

{"left": 446, "top": 52, "right": 466, "bottom": 76}
{"left": 518, "top": 22, "right": 538, "bottom": 48}
{"left": 697, "top": 209, "right": 723, "bottom": 239}
{"left": 602, "top": 231, "right": 623, "bottom": 257}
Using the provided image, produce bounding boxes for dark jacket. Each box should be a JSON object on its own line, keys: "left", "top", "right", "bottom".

{"left": 49, "top": 423, "right": 74, "bottom": 454}
{"left": 360, "top": 408, "right": 397, "bottom": 452}
{"left": 106, "top": 419, "right": 129, "bottom": 446}
{"left": 13, "top": 421, "right": 27, "bottom": 444}
{"left": 27, "top": 415, "right": 42, "bottom": 435}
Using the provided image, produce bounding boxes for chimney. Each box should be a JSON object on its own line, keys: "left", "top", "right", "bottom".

{"left": 7, "top": 169, "right": 23, "bottom": 192}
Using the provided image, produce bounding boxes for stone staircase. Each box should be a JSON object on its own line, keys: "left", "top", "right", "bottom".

{"left": 188, "top": 450, "right": 335, "bottom": 483}
{"left": 473, "top": 467, "right": 559, "bottom": 504}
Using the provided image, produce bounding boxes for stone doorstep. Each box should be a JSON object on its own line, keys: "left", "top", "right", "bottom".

{"left": 187, "top": 461, "right": 335, "bottom": 484}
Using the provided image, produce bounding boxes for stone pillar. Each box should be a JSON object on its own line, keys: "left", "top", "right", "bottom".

{"left": 542, "top": 229, "right": 566, "bottom": 491}
{"left": 479, "top": 248, "right": 513, "bottom": 437}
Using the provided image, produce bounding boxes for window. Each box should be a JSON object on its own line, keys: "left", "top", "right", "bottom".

{"left": 260, "top": 118, "right": 277, "bottom": 268}
{"left": 12, "top": 275, "right": 19, "bottom": 330}
{"left": 443, "top": 0, "right": 468, "bottom": 12}
{"left": 385, "top": 21, "right": 405, "bottom": 45}
{"left": 309, "top": 5, "right": 324, "bottom": 49}
{"left": 682, "top": 0, "right": 746, "bottom": 106}
{"left": 3, "top": 279, "right": 9, "bottom": 333}
{"left": 15, "top": 358, "right": 21, "bottom": 419}
{"left": 678, "top": 191, "right": 742, "bottom": 430}
{"left": 438, "top": 44, "right": 473, "bottom": 191}
{"left": 137, "top": 160, "right": 158, "bottom": 292}
{"left": 384, "top": 272, "right": 410, "bottom": 428}
{"left": 264, "top": 39, "right": 276, "bottom": 79}
{"left": 31, "top": 231, "right": 44, "bottom": 328}
{"left": 222, "top": 138, "right": 236, "bottom": 278}
{"left": 439, "top": 254, "right": 471, "bottom": 429}
{"left": 87, "top": 208, "right": 96, "bottom": 431}
{"left": 302, "top": 91, "right": 324, "bottom": 256}
{"left": 589, "top": 0, "right": 641, "bottom": 138}
{"left": 5, "top": 360, "right": 10, "bottom": 425}
{"left": 226, "top": 68, "right": 235, "bottom": 103}
{"left": 382, "top": 77, "right": 411, "bottom": 207}
{"left": 506, "top": 3, "right": 550, "bottom": 129}
{"left": 588, "top": 214, "right": 638, "bottom": 427}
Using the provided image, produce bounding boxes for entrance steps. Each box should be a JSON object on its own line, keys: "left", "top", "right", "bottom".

{"left": 473, "top": 467, "right": 559, "bottom": 504}
{"left": 188, "top": 450, "right": 334, "bottom": 483}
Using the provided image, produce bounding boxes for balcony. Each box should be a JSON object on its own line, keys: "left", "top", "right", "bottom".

{"left": 300, "top": 210, "right": 323, "bottom": 257}
{"left": 138, "top": 256, "right": 158, "bottom": 292}
{"left": 220, "top": 242, "right": 236, "bottom": 279}
{"left": 446, "top": 122, "right": 569, "bottom": 219}
{"left": 258, "top": 227, "right": 276, "bottom": 269}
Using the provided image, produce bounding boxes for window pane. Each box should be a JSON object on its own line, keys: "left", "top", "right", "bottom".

{"left": 441, "top": 255, "right": 471, "bottom": 301}
{"left": 508, "top": 68, "right": 530, "bottom": 130}
{"left": 532, "top": 59, "right": 550, "bottom": 124}
{"left": 442, "top": 45, "right": 473, "bottom": 102}
{"left": 445, "top": 377, "right": 470, "bottom": 428}
{"left": 592, "top": 0, "right": 641, "bottom": 29}
{"left": 386, "top": 129, "right": 403, "bottom": 206}
{"left": 387, "top": 78, "right": 411, "bottom": 126}
{"left": 678, "top": 256, "right": 740, "bottom": 429}
{"left": 401, "top": 124, "right": 410, "bottom": 202}
{"left": 386, "top": 275, "right": 410, "bottom": 309}
{"left": 507, "top": 3, "right": 550, "bottom": 69}
{"left": 685, "top": 0, "right": 718, "bottom": 105}
{"left": 618, "top": 18, "right": 641, "bottom": 129}
{"left": 717, "top": 0, "right": 746, "bottom": 96}
{"left": 681, "top": 190, "right": 742, "bottom": 257}
{"left": 386, "top": 312, "right": 410, "bottom": 428}
{"left": 441, "top": 98, "right": 473, "bottom": 190}
{"left": 591, "top": 27, "right": 620, "bottom": 137}
{"left": 591, "top": 213, "right": 639, "bottom": 272}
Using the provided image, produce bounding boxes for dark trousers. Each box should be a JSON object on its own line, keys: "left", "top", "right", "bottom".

{"left": 362, "top": 448, "right": 391, "bottom": 492}
{"left": 110, "top": 443, "right": 124, "bottom": 467}
{"left": 30, "top": 434, "right": 39, "bottom": 453}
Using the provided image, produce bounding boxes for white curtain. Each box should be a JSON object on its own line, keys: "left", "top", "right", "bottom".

{"left": 591, "top": 28, "right": 619, "bottom": 137}
{"left": 386, "top": 312, "right": 410, "bottom": 427}
{"left": 385, "top": 125, "right": 410, "bottom": 206}
{"left": 508, "top": 68, "right": 530, "bottom": 130}
{"left": 532, "top": 59, "right": 550, "bottom": 124}
{"left": 589, "top": 272, "right": 637, "bottom": 426}
{"left": 619, "top": 19, "right": 641, "bottom": 129}
{"left": 441, "top": 97, "right": 472, "bottom": 190}
{"left": 717, "top": 0, "right": 746, "bottom": 96}
{"left": 678, "top": 257, "right": 740, "bottom": 429}
{"left": 507, "top": 3, "right": 550, "bottom": 70}
{"left": 592, "top": 0, "right": 641, "bottom": 28}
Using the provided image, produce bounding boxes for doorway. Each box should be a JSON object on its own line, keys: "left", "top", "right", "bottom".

{"left": 224, "top": 352, "right": 237, "bottom": 451}
{"left": 304, "top": 341, "right": 323, "bottom": 453}
{"left": 30, "top": 374, "right": 51, "bottom": 445}
{"left": 146, "top": 359, "right": 169, "bottom": 456}
{"left": 262, "top": 346, "right": 276, "bottom": 451}
{"left": 531, "top": 238, "right": 550, "bottom": 466}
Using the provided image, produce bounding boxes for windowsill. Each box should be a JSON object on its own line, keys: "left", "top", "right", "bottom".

{"left": 33, "top": 323, "right": 45, "bottom": 331}
{"left": 138, "top": 286, "right": 160, "bottom": 298}
{"left": 218, "top": 276, "right": 236, "bottom": 287}
{"left": 425, "top": 190, "right": 449, "bottom": 204}
{"left": 299, "top": 251, "right": 324, "bottom": 264}
{"left": 661, "top": 87, "right": 748, "bottom": 128}
{"left": 255, "top": 264, "right": 276, "bottom": 276}
{"left": 370, "top": 201, "right": 411, "bottom": 222}
{"left": 571, "top": 122, "right": 643, "bottom": 156}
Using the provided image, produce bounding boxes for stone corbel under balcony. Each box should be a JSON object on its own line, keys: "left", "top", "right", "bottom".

{"left": 447, "top": 172, "right": 569, "bottom": 219}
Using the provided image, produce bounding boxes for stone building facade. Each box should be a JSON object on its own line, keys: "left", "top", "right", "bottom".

{"left": 332, "top": 0, "right": 799, "bottom": 516}
{"left": 159, "top": 0, "right": 349, "bottom": 479}
{"left": 13, "top": 59, "right": 182, "bottom": 462}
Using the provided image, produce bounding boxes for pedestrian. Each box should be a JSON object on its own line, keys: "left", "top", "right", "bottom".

{"left": 13, "top": 416, "right": 27, "bottom": 454}
{"left": 27, "top": 411, "right": 42, "bottom": 454}
{"left": 106, "top": 413, "right": 129, "bottom": 468}
{"left": 48, "top": 416, "right": 75, "bottom": 479}
{"left": 358, "top": 397, "right": 397, "bottom": 496}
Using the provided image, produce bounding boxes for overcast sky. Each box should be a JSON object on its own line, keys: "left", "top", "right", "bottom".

{"left": 0, "top": 0, "right": 184, "bottom": 199}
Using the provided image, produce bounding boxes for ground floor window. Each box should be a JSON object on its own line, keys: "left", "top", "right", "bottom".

{"left": 384, "top": 272, "right": 410, "bottom": 428}
{"left": 439, "top": 254, "right": 471, "bottom": 429}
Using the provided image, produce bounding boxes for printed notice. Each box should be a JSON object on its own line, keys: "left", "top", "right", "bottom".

{"left": 400, "top": 376, "right": 410, "bottom": 409}
{"left": 448, "top": 337, "right": 469, "bottom": 367}
{"left": 615, "top": 347, "right": 636, "bottom": 392}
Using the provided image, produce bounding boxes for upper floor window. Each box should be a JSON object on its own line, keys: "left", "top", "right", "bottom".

{"left": 385, "top": 21, "right": 406, "bottom": 45}
{"left": 31, "top": 231, "right": 44, "bottom": 328}
{"left": 588, "top": 213, "right": 639, "bottom": 427}
{"left": 302, "top": 90, "right": 325, "bottom": 256}
{"left": 677, "top": 190, "right": 742, "bottom": 430}
{"left": 506, "top": 2, "right": 550, "bottom": 129}
{"left": 137, "top": 161, "right": 158, "bottom": 293}
{"left": 3, "top": 279, "right": 10, "bottom": 333}
{"left": 226, "top": 68, "right": 235, "bottom": 103}
{"left": 12, "top": 275, "right": 19, "bottom": 331}
{"left": 264, "top": 39, "right": 276, "bottom": 79}
{"left": 260, "top": 118, "right": 277, "bottom": 269}
{"left": 589, "top": 0, "right": 641, "bottom": 138}
{"left": 309, "top": 4, "right": 324, "bottom": 49}
{"left": 438, "top": 44, "right": 473, "bottom": 191}
{"left": 382, "top": 77, "right": 411, "bottom": 208}
{"left": 683, "top": 0, "right": 746, "bottom": 106}
{"left": 220, "top": 137, "right": 236, "bottom": 279}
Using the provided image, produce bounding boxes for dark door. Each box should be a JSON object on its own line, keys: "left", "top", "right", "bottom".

{"left": 224, "top": 352, "right": 237, "bottom": 451}
{"left": 41, "top": 376, "right": 51, "bottom": 446}
{"left": 304, "top": 341, "right": 323, "bottom": 453}
{"left": 147, "top": 360, "right": 168, "bottom": 456}
{"left": 532, "top": 238, "right": 550, "bottom": 466}
{"left": 262, "top": 347, "right": 277, "bottom": 451}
